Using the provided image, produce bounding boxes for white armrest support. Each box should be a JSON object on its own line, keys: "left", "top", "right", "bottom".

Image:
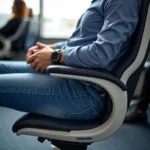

{"left": 16, "top": 65, "right": 128, "bottom": 143}
{"left": 0, "top": 35, "right": 11, "bottom": 58}
{"left": 47, "top": 65, "right": 126, "bottom": 91}
{"left": 48, "top": 73, "right": 127, "bottom": 142}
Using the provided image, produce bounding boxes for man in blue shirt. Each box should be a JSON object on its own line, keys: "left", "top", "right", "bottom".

{"left": 0, "top": 0, "right": 141, "bottom": 120}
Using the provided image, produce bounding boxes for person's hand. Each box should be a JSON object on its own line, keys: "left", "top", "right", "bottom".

{"left": 26, "top": 47, "right": 54, "bottom": 74}
{"left": 26, "top": 42, "right": 47, "bottom": 59}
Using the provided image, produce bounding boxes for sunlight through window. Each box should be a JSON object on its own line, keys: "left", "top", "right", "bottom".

{"left": 42, "top": 0, "right": 91, "bottom": 38}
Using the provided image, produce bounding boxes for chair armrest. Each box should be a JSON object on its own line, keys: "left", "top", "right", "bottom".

{"left": 47, "top": 65, "right": 126, "bottom": 90}
{"left": 45, "top": 65, "right": 128, "bottom": 142}
{"left": 0, "top": 35, "right": 11, "bottom": 58}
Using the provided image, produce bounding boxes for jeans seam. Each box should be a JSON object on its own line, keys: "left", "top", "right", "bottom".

{"left": 95, "top": 98, "right": 104, "bottom": 109}
{"left": 89, "top": 107, "right": 100, "bottom": 117}
{"left": 95, "top": 92, "right": 106, "bottom": 109}
{"left": 0, "top": 90, "right": 88, "bottom": 96}
{"left": 87, "top": 89, "right": 105, "bottom": 109}
{"left": 68, "top": 106, "right": 100, "bottom": 119}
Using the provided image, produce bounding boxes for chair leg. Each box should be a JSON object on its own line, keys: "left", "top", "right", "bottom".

{"left": 51, "top": 140, "right": 90, "bottom": 150}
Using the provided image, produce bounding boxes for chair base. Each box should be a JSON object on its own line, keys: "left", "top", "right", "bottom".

{"left": 51, "top": 140, "right": 90, "bottom": 150}
{"left": 38, "top": 137, "right": 90, "bottom": 150}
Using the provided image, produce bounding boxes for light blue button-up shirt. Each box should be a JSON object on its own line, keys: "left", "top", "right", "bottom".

{"left": 56, "top": 0, "right": 141, "bottom": 89}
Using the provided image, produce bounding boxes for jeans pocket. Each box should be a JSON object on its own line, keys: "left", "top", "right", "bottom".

{"left": 68, "top": 107, "right": 100, "bottom": 120}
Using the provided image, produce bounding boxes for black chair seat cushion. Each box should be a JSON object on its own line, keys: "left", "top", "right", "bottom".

{"left": 12, "top": 113, "right": 102, "bottom": 133}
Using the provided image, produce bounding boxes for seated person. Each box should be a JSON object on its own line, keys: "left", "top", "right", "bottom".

{"left": 28, "top": 8, "right": 33, "bottom": 18}
{"left": 0, "top": 0, "right": 141, "bottom": 121}
{"left": 0, "top": 0, "right": 28, "bottom": 38}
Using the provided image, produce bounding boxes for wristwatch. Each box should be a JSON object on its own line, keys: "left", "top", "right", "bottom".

{"left": 51, "top": 49, "right": 61, "bottom": 64}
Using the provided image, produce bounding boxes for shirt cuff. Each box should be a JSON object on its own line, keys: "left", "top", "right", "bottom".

{"left": 55, "top": 41, "right": 65, "bottom": 49}
{"left": 63, "top": 46, "right": 88, "bottom": 68}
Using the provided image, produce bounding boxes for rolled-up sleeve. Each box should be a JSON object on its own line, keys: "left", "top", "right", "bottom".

{"left": 64, "top": 0, "right": 140, "bottom": 69}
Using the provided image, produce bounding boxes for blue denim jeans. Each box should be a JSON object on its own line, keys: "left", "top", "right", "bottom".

{"left": 0, "top": 61, "right": 106, "bottom": 120}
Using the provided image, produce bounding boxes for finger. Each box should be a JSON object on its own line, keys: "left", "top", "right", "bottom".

{"left": 26, "top": 50, "right": 33, "bottom": 59}
{"left": 30, "top": 60, "right": 38, "bottom": 70}
{"left": 40, "top": 67, "right": 46, "bottom": 74}
{"left": 28, "top": 45, "right": 36, "bottom": 51}
{"left": 26, "top": 46, "right": 36, "bottom": 58}
{"left": 36, "top": 42, "right": 46, "bottom": 49}
{"left": 33, "top": 49, "right": 40, "bottom": 53}
{"left": 26, "top": 54, "right": 36, "bottom": 64}
{"left": 35, "top": 65, "right": 41, "bottom": 72}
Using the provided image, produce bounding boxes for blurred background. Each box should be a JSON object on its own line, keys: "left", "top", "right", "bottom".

{"left": 0, "top": 0, "right": 91, "bottom": 39}
{"left": 0, "top": 0, "right": 92, "bottom": 60}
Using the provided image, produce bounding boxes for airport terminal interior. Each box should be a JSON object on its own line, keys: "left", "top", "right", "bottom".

{"left": 0, "top": 0, "right": 150, "bottom": 150}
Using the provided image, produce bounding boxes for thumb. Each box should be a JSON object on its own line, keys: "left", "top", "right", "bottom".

{"left": 36, "top": 42, "right": 46, "bottom": 49}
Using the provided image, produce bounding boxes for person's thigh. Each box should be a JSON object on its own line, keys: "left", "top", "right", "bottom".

{"left": 0, "top": 72, "right": 105, "bottom": 120}
{"left": 0, "top": 61, "right": 34, "bottom": 74}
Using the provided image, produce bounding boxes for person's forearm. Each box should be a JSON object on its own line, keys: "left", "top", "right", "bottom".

{"left": 48, "top": 44, "right": 58, "bottom": 50}
{"left": 48, "top": 41, "right": 66, "bottom": 50}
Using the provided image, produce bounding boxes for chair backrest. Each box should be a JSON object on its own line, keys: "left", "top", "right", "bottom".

{"left": 10, "top": 19, "right": 30, "bottom": 51}
{"left": 113, "top": 0, "right": 150, "bottom": 103}
{"left": 24, "top": 19, "right": 40, "bottom": 50}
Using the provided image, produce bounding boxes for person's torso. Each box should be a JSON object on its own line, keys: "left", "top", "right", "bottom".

{"left": 65, "top": 0, "right": 105, "bottom": 48}
{"left": 63, "top": 0, "right": 141, "bottom": 71}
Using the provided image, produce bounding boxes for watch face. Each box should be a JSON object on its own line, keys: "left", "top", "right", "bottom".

{"left": 52, "top": 51, "right": 59, "bottom": 61}
{"left": 51, "top": 50, "right": 61, "bottom": 64}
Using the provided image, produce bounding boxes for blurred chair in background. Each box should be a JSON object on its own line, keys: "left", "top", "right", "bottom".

{"left": 125, "top": 62, "right": 150, "bottom": 123}
{"left": 0, "top": 0, "right": 39, "bottom": 59}
{"left": 24, "top": 7, "right": 40, "bottom": 51}
{"left": 28, "top": 8, "right": 33, "bottom": 18}
{"left": 24, "top": 19, "right": 40, "bottom": 51}
{"left": 0, "top": 0, "right": 28, "bottom": 38}
{"left": 0, "top": 0, "right": 28, "bottom": 59}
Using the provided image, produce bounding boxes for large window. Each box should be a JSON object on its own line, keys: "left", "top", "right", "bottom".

{"left": 24, "top": 0, "right": 40, "bottom": 17}
{"left": 41, "top": 0, "right": 91, "bottom": 38}
{"left": 0, "top": 0, "right": 14, "bottom": 27}
{"left": 0, "top": 0, "right": 91, "bottom": 39}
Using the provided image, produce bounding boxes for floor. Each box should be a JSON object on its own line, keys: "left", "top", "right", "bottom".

{"left": 0, "top": 107, "right": 150, "bottom": 150}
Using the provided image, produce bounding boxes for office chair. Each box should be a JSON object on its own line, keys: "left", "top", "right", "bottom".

{"left": 24, "top": 19, "right": 40, "bottom": 50}
{"left": 0, "top": 34, "right": 11, "bottom": 58}
{"left": 0, "top": 19, "right": 30, "bottom": 59}
{"left": 13, "top": 0, "right": 150, "bottom": 149}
